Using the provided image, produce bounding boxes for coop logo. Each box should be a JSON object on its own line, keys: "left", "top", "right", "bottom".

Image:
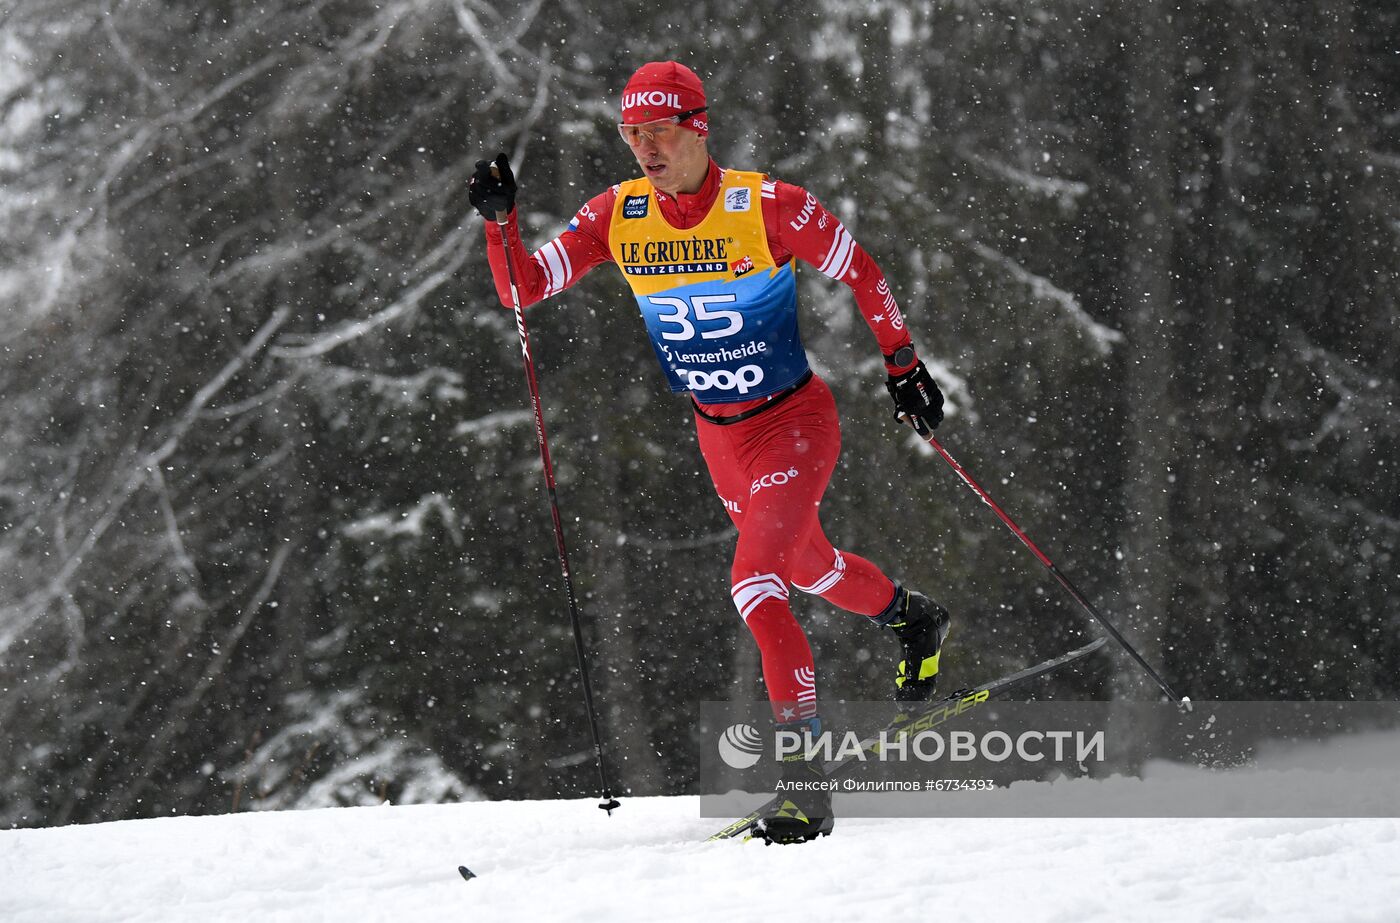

{"left": 622, "top": 90, "right": 682, "bottom": 112}
{"left": 718, "top": 723, "right": 765, "bottom": 769}
{"left": 622, "top": 194, "right": 650, "bottom": 219}
{"left": 724, "top": 187, "right": 751, "bottom": 212}
{"left": 680, "top": 364, "right": 765, "bottom": 395}
{"left": 751, "top": 467, "right": 800, "bottom": 495}
{"left": 731, "top": 255, "right": 754, "bottom": 277}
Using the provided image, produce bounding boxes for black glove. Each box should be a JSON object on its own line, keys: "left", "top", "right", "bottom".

{"left": 886, "top": 360, "right": 944, "bottom": 434}
{"left": 468, "top": 153, "right": 516, "bottom": 221}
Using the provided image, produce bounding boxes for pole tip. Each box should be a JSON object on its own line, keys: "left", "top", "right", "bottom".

{"left": 599, "top": 798, "right": 621, "bottom": 815}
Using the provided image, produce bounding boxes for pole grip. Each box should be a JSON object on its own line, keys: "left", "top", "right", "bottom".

{"left": 490, "top": 163, "right": 510, "bottom": 224}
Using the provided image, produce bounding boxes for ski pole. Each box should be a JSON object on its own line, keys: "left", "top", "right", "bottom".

{"left": 908, "top": 420, "right": 1183, "bottom": 702}
{"left": 493, "top": 196, "right": 621, "bottom": 814}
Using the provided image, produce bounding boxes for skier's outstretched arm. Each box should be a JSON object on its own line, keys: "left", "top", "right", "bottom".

{"left": 469, "top": 154, "right": 614, "bottom": 309}
{"left": 768, "top": 180, "right": 945, "bottom": 431}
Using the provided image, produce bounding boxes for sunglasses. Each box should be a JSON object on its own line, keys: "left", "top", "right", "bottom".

{"left": 617, "top": 108, "right": 707, "bottom": 146}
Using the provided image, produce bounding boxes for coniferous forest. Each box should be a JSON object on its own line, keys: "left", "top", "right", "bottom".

{"left": 2, "top": 0, "right": 1397, "bottom": 827}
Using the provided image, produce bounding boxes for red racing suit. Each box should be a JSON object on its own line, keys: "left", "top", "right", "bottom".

{"left": 484, "top": 160, "right": 921, "bottom": 720}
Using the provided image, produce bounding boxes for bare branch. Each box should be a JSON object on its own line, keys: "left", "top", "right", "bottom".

{"left": 83, "top": 51, "right": 286, "bottom": 230}
{"left": 269, "top": 232, "right": 473, "bottom": 359}
{"left": 452, "top": 0, "right": 513, "bottom": 86}
{"left": 0, "top": 309, "right": 288, "bottom": 656}
{"left": 176, "top": 543, "right": 292, "bottom": 714}
{"left": 956, "top": 144, "right": 1089, "bottom": 206}
{"left": 967, "top": 240, "right": 1123, "bottom": 354}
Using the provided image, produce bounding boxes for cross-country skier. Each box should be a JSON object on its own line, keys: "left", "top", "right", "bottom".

{"left": 470, "top": 61, "right": 949, "bottom": 844}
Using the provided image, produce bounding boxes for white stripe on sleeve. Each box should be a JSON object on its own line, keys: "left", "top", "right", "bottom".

{"left": 818, "top": 225, "right": 855, "bottom": 280}
{"left": 539, "top": 241, "right": 568, "bottom": 297}
{"left": 550, "top": 239, "right": 573, "bottom": 294}
{"left": 531, "top": 249, "right": 558, "bottom": 296}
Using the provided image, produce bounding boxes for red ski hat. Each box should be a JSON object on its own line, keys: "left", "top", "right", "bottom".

{"left": 620, "top": 61, "right": 708, "bottom": 136}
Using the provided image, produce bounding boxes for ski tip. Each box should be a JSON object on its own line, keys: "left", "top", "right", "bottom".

{"left": 458, "top": 866, "right": 477, "bottom": 881}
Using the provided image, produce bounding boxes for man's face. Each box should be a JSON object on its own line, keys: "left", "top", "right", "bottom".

{"left": 622, "top": 120, "right": 709, "bottom": 195}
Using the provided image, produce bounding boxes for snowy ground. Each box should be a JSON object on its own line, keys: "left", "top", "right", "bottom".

{"left": 4, "top": 794, "right": 1400, "bottom": 922}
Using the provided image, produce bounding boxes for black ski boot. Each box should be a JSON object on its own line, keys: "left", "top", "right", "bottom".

{"left": 753, "top": 718, "right": 835, "bottom": 845}
{"left": 877, "top": 586, "right": 953, "bottom": 702}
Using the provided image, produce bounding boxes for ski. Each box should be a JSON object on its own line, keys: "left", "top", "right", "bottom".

{"left": 705, "top": 636, "right": 1107, "bottom": 842}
